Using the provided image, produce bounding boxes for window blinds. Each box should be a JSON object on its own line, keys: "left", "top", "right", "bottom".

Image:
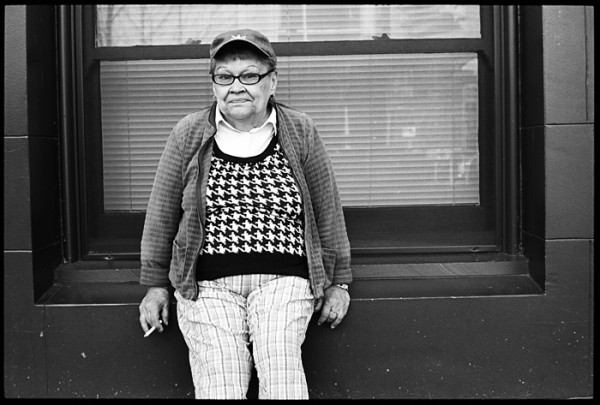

{"left": 101, "top": 53, "right": 479, "bottom": 211}
{"left": 101, "top": 59, "right": 211, "bottom": 211}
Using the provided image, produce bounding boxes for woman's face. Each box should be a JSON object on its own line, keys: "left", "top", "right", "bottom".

{"left": 212, "top": 57, "right": 277, "bottom": 131}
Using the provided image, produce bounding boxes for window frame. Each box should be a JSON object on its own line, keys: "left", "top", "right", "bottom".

{"left": 66, "top": 5, "right": 518, "bottom": 263}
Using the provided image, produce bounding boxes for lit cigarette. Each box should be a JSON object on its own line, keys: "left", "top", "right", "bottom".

{"left": 144, "top": 320, "right": 162, "bottom": 338}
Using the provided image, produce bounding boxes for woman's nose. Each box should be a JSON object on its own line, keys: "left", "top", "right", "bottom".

{"left": 229, "top": 78, "right": 246, "bottom": 92}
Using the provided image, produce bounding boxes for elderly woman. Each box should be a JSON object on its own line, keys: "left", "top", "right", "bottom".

{"left": 138, "top": 29, "right": 352, "bottom": 399}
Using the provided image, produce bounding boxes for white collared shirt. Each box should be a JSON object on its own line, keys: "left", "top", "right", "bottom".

{"left": 214, "top": 107, "right": 277, "bottom": 158}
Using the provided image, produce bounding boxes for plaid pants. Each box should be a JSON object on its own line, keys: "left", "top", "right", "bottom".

{"left": 175, "top": 274, "right": 314, "bottom": 399}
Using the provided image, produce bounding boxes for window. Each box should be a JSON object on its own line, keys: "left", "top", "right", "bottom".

{"left": 76, "top": 5, "right": 508, "bottom": 261}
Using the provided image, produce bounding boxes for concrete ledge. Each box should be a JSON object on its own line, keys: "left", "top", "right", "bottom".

{"left": 42, "top": 257, "right": 540, "bottom": 305}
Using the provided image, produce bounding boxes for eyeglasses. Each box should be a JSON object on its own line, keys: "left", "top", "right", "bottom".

{"left": 212, "top": 69, "right": 275, "bottom": 86}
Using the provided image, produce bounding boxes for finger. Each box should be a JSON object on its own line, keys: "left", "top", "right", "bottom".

{"left": 159, "top": 304, "right": 169, "bottom": 331}
{"left": 330, "top": 310, "right": 346, "bottom": 329}
{"left": 139, "top": 315, "right": 150, "bottom": 333}
{"left": 161, "top": 308, "right": 169, "bottom": 327}
{"left": 314, "top": 298, "right": 323, "bottom": 312}
{"left": 149, "top": 312, "right": 163, "bottom": 331}
{"left": 330, "top": 317, "right": 343, "bottom": 329}
{"left": 139, "top": 301, "right": 151, "bottom": 330}
{"left": 317, "top": 303, "right": 333, "bottom": 325}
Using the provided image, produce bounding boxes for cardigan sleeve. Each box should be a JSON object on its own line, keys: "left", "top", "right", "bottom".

{"left": 139, "top": 122, "right": 186, "bottom": 287}
{"left": 302, "top": 117, "right": 353, "bottom": 285}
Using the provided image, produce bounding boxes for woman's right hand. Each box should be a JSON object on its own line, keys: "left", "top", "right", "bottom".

{"left": 139, "top": 286, "right": 170, "bottom": 334}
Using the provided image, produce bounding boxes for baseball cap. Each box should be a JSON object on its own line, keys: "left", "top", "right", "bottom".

{"left": 210, "top": 29, "right": 277, "bottom": 66}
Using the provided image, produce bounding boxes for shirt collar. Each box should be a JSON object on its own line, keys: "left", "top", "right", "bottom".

{"left": 215, "top": 106, "right": 277, "bottom": 135}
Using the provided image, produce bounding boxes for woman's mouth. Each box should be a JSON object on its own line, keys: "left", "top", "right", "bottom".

{"left": 228, "top": 98, "right": 251, "bottom": 104}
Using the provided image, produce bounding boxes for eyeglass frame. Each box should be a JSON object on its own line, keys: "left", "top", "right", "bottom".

{"left": 211, "top": 69, "right": 276, "bottom": 86}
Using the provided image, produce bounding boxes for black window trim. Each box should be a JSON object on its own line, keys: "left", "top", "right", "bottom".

{"left": 60, "top": 5, "right": 519, "bottom": 265}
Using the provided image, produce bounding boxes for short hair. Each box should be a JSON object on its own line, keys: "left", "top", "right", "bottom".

{"left": 209, "top": 41, "right": 276, "bottom": 74}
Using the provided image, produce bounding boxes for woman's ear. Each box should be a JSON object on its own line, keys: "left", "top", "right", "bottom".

{"left": 270, "top": 70, "right": 278, "bottom": 96}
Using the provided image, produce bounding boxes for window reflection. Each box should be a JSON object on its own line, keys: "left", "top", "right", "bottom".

{"left": 96, "top": 5, "right": 480, "bottom": 47}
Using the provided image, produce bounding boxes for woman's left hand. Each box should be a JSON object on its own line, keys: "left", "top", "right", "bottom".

{"left": 315, "top": 285, "right": 350, "bottom": 329}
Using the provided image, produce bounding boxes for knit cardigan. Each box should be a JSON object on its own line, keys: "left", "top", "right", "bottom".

{"left": 140, "top": 100, "right": 352, "bottom": 300}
